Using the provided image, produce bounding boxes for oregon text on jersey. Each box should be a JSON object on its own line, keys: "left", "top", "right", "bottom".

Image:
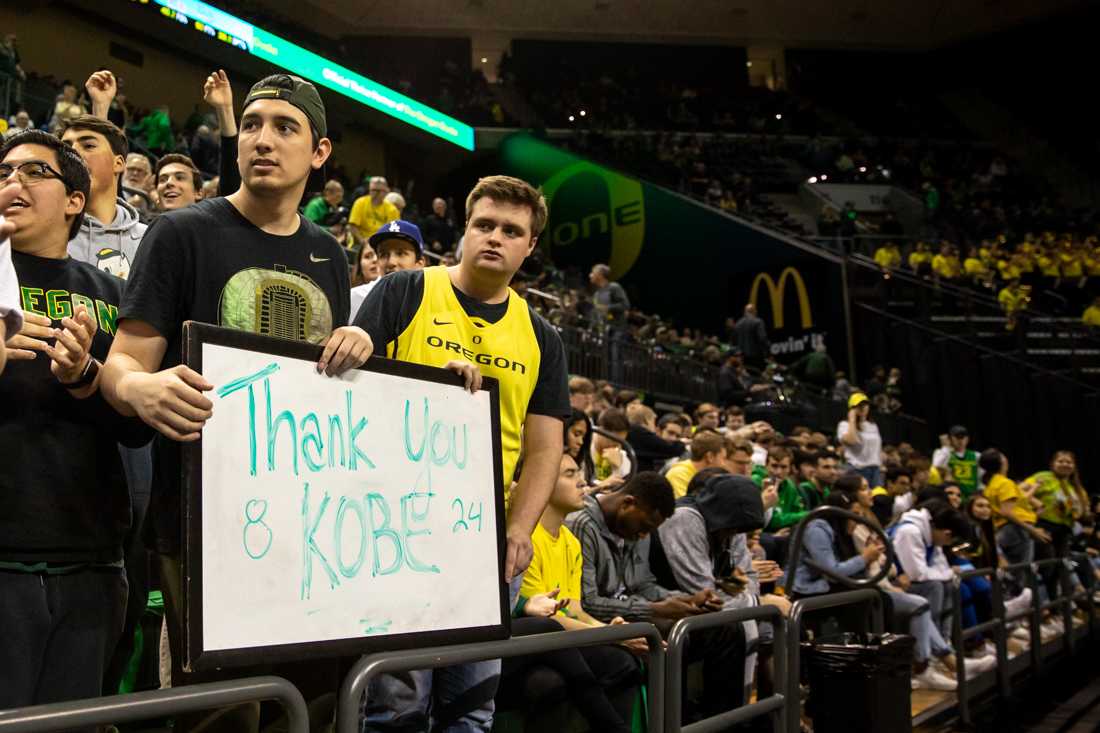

{"left": 424, "top": 334, "right": 529, "bottom": 374}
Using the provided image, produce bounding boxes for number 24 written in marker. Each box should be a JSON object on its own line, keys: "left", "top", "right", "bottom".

{"left": 452, "top": 498, "right": 483, "bottom": 532}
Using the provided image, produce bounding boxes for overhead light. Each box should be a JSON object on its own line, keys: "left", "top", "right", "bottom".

{"left": 480, "top": 57, "right": 488, "bottom": 64}
{"left": 569, "top": 115, "right": 575, "bottom": 122}
{"left": 808, "top": 176, "right": 818, "bottom": 184}
{"left": 820, "top": 174, "right": 828, "bottom": 181}
{"left": 580, "top": 110, "right": 587, "bottom": 116}
{"left": 746, "top": 61, "right": 753, "bottom": 68}
{"left": 775, "top": 114, "right": 782, "bottom": 120}
{"left": 859, "top": 166, "right": 867, "bottom": 173}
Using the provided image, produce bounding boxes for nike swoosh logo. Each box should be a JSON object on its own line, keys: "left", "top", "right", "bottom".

{"left": 309, "top": 253, "right": 330, "bottom": 263}
{"left": 433, "top": 318, "right": 453, "bottom": 326}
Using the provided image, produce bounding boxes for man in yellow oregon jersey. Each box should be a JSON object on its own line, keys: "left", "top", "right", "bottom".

{"left": 355, "top": 175, "right": 570, "bottom": 732}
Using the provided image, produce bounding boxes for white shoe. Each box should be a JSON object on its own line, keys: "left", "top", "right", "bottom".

{"left": 979, "top": 640, "right": 997, "bottom": 657}
{"left": 1039, "top": 622, "right": 1059, "bottom": 642}
{"left": 1011, "top": 625, "right": 1031, "bottom": 641}
{"left": 913, "top": 666, "right": 958, "bottom": 691}
{"left": 1004, "top": 589, "right": 1033, "bottom": 619}
{"left": 963, "top": 654, "right": 998, "bottom": 676}
{"left": 1007, "top": 585, "right": 1029, "bottom": 611}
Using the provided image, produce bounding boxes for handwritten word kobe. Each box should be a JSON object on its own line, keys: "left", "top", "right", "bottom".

{"left": 300, "top": 483, "right": 438, "bottom": 600}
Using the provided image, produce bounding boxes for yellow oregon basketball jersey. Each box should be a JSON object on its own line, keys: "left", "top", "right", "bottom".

{"left": 388, "top": 266, "right": 541, "bottom": 486}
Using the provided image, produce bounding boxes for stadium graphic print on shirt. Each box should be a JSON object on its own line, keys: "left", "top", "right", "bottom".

{"left": 218, "top": 264, "right": 334, "bottom": 343}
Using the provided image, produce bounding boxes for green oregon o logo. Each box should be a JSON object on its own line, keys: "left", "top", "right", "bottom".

{"left": 541, "top": 162, "right": 645, "bottom": 280}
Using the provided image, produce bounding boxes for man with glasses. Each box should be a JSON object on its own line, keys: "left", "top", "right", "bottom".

{"left": 724, "top": 438, "right": 754, "bottom": 477}
{"left": 123, "top": 153, "right": 153, "bottom": 196}
{"left": 0, "top": 130, "right": 150, "bottom": 708}
{"left": 349, "top": 175, "right": 399, "bottom": 244}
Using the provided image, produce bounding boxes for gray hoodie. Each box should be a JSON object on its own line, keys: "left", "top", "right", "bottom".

{"left": 67, "top": 197, "right": 147, "bottom": 278}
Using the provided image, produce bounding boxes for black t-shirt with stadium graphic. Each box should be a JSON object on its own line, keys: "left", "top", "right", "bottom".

{"left": 120, "top": 197, "right": 350, "bottom": 554}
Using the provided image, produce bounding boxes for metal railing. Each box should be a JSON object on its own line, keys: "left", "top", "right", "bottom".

{"left": 1, "top": 556, "right": 1093, "bottom": 733}
{"left": 854, "top": 302, "right": 1100, "bottom": 395}
{"left": 783, "top": 507, "right": 892, "bottom": 733}
{"left": 665, "top": 606, "right": 788, "bottom": 733}
{"left": 336, "top": 623, "right": 666, "bottom": 733}
{"left": 785, "top": 506, "right": 896, "bottom": 590}
{"left": 849, "top": 250, "right": 1100, "bottom": 324}
{"left": 0, "top": 676, "right": 308, "bottom": 733}
{"left": 950, "top": 566, "right": 1010, "bottom": 726}
{"left": 556, "top": 325, "right": 721, "bottom": 403}
{"left": 786, "top": 590, "right": 886, "bottom": 733}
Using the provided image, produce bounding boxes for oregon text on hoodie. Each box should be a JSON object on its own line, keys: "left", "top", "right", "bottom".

{"left": 67, "top": 197, "right": 147, "bottom": 278}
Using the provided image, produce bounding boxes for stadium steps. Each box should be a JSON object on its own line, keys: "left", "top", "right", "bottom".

{"left": 925, "top": 315, "right": 1100, "bottom": 385}
{"left": 760, "top": 193, "right": 821, "bottom": 236}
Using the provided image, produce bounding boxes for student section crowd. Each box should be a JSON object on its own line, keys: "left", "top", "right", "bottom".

{"left": 0, "top": 63, "right": 1095, "bottom": 733}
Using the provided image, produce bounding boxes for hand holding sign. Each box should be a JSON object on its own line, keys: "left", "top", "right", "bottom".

{"left": 317, "top": 326, "right": 373, "bottom": 376}
{"left": 120, "top": 364, "right": 214, "bottom": 442}
{"left": 184, "top": 324, "right": 506, "bottom": 669}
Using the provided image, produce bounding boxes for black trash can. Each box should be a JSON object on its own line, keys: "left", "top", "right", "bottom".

{"left": 805, "top": 632, "right": 914, "bottom": 733}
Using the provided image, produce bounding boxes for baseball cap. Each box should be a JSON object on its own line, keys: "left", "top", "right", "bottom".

{"left": 848, "top": 392, "right": 870, "bottom": 408}
{"left": 948, "top": 425, "right": 969, "bottom": 438}
{"left": 242, "top": 74, "right": 327, "bottom": 138}
{"left": 369, "top": 220, "right": 424, "bottom": 256}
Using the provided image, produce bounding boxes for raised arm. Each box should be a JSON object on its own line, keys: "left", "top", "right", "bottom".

{"left": 203, "top": 69, "right": 237, "bottom": 137}
{"left": 85, "top": 70, "right": 118, "bottom": 120}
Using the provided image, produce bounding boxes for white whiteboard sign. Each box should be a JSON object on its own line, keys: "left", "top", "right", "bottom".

{"left": 181, "top": 323, "right": 507, "bottom": 670}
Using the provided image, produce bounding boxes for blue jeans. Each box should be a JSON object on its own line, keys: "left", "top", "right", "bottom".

{"left": 908, "top": 579, "right": 953, "bottom": 640}
{"left": 853, "top": 465, "right": 882, "bottom": 490}
{"left": 890, "top": 591, "right": 951, "bottom": 662}
{"left": 997, "top": 523, "right": 1035, "bottom": 596}
{"left": 959, "top": 575, "right": 992, "bottom": 635}
{"left": 360, "top": 577, "right": 523, "bottom": 732}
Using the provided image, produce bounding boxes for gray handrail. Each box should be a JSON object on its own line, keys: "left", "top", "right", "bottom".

{"left": 0, "top": 676, "right": 308, "bottom": 733}
{"left": 786, "top": 589, "right": 884, "bottom": 733}
{"left": 337, "top": 623, "right": 665, "bottom": 733}
{"left": 854, "top": 302, "right": 1100, "bottom": 395}
{"left": 785, "top": 506, "right": 894, "bottom": 591}
{"left": 951, "top": 565, "right": 1009, "bottom": 726}
{"left": 665, "top": 605, "right": 787, "bottom": 733}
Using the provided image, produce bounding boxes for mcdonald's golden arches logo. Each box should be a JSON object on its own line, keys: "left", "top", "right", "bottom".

{"left": 749, "top": 267, "right": 813, "bottom": 329}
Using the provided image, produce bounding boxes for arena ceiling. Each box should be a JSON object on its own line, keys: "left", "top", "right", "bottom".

{"left": 265, "top": 0, "right": 1083, "bottom": 49}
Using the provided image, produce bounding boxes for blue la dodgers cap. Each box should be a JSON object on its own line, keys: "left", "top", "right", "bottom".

{"left": 368, "top": 220, "right": 424, "bottom": 256}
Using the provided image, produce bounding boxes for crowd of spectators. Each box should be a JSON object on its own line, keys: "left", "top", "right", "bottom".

{"left": 0, "top": 25, "right": 1097, "bottom": 733}
{"left": 871, "top": 233, "right": 1100, "bottom": 327}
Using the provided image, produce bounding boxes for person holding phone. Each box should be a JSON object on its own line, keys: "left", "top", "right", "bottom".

{"left": 837, "top": 391, "right": 883, "bottom": 488}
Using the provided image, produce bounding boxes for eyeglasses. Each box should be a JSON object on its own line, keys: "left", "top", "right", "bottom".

{"left": 0, "top": 160, "right": 67, "bottom": 188}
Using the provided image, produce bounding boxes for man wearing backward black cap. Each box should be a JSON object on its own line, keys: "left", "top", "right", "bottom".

{"left": 102, "top": 74, "right": 373, "bottom": 730}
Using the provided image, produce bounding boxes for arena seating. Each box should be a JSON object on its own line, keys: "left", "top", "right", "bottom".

{"left": 3, "top": 5, "right": 1100, "bottom": 733}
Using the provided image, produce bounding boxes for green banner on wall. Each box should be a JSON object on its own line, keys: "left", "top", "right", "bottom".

{"left": 500, "top": 133, "right": 849, "bottom": 365}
